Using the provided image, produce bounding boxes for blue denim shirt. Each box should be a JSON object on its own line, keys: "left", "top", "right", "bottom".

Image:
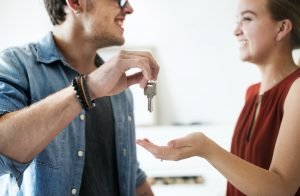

{"left": 0, "top": 32, "right": 146, "bottom": 196}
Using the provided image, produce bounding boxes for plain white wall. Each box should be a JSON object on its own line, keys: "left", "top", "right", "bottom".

{"left": 102, "top": 0, "right": 260, "bottom": 126}
{"left": 0, "top": 0, "right": 51, "bottom": 47}
{"left": 1, "top": 0, "right": 299, "bottom": 126}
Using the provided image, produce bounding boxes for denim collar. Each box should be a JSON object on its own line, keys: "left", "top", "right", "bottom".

{"left": 36, "top": 32, "right": 68, "bottom": 66}
{"left": 36, "top": 32, "right": 104, "bottom": 68}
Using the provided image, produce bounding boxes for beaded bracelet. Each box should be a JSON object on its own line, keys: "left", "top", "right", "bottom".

{"left": 72, "top": 75, "right": 95, "bottom": 110}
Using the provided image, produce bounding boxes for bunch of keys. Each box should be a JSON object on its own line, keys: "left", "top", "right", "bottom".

{"left": 144, "top": 81, "right": 157, "bottom": 112}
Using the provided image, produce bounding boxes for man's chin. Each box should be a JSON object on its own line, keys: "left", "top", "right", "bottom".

{"left": 99, "top": 39, "right": 125, "bottom": 48}
{"left": 116, "top": 38, "right": 125, "bottom": 46}
{"left": 109, "top": 37, "right": 125, "bottom": 47}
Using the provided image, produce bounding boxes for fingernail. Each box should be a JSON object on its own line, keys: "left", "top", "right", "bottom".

{"left": 168, "top": 141, "right": 175, "bottom": 147}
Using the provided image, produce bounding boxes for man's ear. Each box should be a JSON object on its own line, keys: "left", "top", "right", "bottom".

{"left": 276, "top": 19, "right": 293, "bottom": 42}
{"left": 66, "top": 0, "right": 81, "bottom": 13}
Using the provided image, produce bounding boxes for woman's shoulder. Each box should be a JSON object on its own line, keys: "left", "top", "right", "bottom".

{"left": 245, "top": 83, "right": 260, "bottom": 99}
{"left": 286, "top": 76, "right": 300, "bottom": 99}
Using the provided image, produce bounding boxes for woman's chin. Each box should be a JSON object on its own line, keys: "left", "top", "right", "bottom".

{"left": 239, "top": 54, "right": 250, "bottom": 62}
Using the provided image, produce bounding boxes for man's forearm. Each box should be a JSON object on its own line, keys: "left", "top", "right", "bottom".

{"left": 136, "top": 180, "right": 154, "bottom": 196}
{"left": 0, "top": 86, "right": 81, "bottom": 163}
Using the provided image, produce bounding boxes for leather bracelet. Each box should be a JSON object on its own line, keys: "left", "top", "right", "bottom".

{"left": 72, "top": 75, "right": 95, "bottom": 110}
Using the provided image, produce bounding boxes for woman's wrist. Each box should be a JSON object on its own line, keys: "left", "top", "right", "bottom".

{"left": 198, "top": 133, "right": 215, "bottom": 159}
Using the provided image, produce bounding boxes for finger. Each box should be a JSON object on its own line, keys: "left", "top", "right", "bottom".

{"left": 150, "top": 60, "right": 159, "bottom": 81}
{"left": 120, "top": 58, "right": 152, "bottom": 81}
{"left": 136, "top": 138, "right": 152, "bottom": 144}
{"left": 119, "top": 51, "right": 159, "bottom": 80}
{"left": 126, "top": 72, "right": 149, "bottom": 89}
{"left": 139, "top": 78, "right": 148, "bottom": 88}
{"left": 167, "top": 137, "right": 191, "bottom": 148}
{"left": 137, "top": 139, "right": 186, "bottom": 161}
{"left": 142, "top": 138, "right": 152, "bottom": 143}
{"left": 167, "top": 140, "right": 176, "bottom": 148}
{"left": 126, "top": 72, "right": 144, "bottom": 87}
{"left": 136, "top": 139, "right": 157, "bottom": 149}
{"left": 136, "top": 139, "right": 143, "bottom": 144}
{"left": 136, "top": 140, "right": 164, "bottom": 158}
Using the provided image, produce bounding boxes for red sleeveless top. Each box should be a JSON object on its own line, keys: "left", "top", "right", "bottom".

{"left": 227, "top": 68, "right": 300, "bottom": 196}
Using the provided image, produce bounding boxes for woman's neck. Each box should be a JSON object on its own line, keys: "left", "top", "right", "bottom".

{"left": 259, "top": 62, "right": 298, "bottom": 95}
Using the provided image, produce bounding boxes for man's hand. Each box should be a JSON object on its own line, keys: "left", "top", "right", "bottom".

{"left": 88, "top": 50, "right": 160, "bottom": 99}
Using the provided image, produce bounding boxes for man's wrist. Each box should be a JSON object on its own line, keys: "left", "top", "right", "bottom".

{"left": 72, "top": 75, "right": 96, "bottom": 110}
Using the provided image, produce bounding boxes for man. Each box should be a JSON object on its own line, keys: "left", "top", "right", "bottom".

{"left": 0, "top": 0, "right": 159, "bottom": 195}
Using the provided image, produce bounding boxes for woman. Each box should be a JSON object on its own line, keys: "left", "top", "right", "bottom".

{"left": 137, "top": 0, "right": 300, "bottom": 195}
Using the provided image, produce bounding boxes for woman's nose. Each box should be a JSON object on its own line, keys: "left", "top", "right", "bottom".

{"left": 234, "top": 22, "right": 242, "bottom": 37}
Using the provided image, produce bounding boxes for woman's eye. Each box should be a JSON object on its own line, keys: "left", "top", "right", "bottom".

{"left": 236, "top": 15, "right": 253, "bottom": 24}
{"left": 242, "top": 17, "right": 252, "bottom": 22}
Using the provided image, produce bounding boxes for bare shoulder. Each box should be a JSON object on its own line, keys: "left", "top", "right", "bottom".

{"left": 284, "top": 77, "right": 300, "bottom": 110}
{"left": 291, "top": 77, "right": 300, "bottom": 88}
{"left": 288, "top": 77, "right": 300, "bottom": 95}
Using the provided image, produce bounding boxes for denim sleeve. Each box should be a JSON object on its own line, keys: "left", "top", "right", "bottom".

{"left": 0, "top": 154, "right": 30, "bottom": 186}
{"left": 0, "top": 48, "right": 30, "bottom": 115}
{"left": 0, "top": 48, "right": 31, "bottom": 184}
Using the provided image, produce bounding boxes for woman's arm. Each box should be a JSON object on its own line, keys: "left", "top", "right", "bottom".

{"left": 137, "top": 79, "right": 300, "bottom": 195}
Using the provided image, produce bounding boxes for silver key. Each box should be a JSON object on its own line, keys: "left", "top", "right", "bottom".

{"left": 144, "top": 81, "right": 157, "bottom": 112}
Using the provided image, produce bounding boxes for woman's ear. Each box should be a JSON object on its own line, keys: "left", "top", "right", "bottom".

{"left": 276, "top": 19, "right": 293, "bottom": 42}
{"left": 66, "top": 0, "right": 81, "bottom": 14}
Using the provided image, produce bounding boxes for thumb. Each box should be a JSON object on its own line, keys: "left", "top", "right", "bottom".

{"left": 167, "top": 137, "right": 189, "bottom": 148}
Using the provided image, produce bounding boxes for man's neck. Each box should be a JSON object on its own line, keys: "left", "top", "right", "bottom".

{"left": 52, "top": 26, "right": 97, "bottom": 74}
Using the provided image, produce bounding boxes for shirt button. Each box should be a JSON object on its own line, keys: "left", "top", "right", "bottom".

{"left": 79, "top": 114, "right": 85, "bottom": 121}
{"left": 123, "top": 148, "right": 127, "bottom": 156}
{"left": 128, "top": 115, "right": 132, "bottom": 122}
{"left": 71, "top": 188, "right": 77, "bottom": 195}
{"left": 77, "top": 150, "right": 84, "bottom": 157}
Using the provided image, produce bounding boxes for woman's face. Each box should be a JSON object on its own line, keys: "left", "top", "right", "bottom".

{"left": 234, "top": 0, "right": 280, "bottom": 64}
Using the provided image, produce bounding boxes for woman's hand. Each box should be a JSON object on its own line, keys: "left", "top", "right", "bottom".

{"left": 137, "top": 132, "right": 210, "bottom": 161}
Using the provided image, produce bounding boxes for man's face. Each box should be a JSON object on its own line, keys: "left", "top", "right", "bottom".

{"left": 82, "top": 0, "right": 133, "bottom": 48}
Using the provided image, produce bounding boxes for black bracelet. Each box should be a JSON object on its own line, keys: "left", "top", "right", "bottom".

{"left": 72, "top": 75, "right": 95, "bottom": 110}
{"left": 80, "top": 75, "right": 96, "bottom": 108}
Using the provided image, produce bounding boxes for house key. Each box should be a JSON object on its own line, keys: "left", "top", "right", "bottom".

{"left": 144, "top": 81, "right": 157, "bottom": 112}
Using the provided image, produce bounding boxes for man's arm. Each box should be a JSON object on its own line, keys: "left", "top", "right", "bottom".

{"left": 135, "top": 180, "right": 154, "bottom": 196}
{"left": 0, "top": 50, "right": 159, "bottom": 165}
{"left": 0, "top": 86, "right": 82, "bottom": 163}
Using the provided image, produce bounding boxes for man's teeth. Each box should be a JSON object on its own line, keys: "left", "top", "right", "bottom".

{"left": 117, "top": 20, "right": 124, "bottom": 28}
{"left": 240, "top": 40, "right": 248, "bottom": 47}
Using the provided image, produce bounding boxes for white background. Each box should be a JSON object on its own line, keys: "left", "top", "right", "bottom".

{"left": 1, "top": 0, "right": 299, "bottom": 126}
{"left": 1, "top": 0, "right": 300, "bottom": 195}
